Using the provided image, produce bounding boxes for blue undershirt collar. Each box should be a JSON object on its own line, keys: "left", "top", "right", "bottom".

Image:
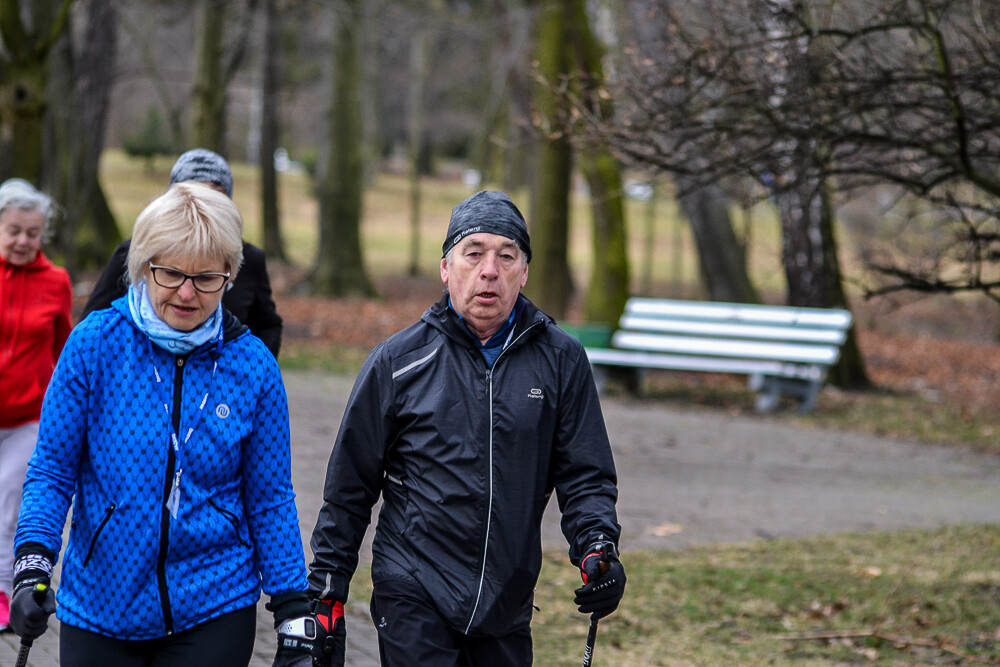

{"left": 448, "top": 296, "right": 518, "bottom": 366}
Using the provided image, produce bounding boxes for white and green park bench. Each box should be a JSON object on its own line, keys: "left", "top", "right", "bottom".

{"left": 568, "top": 297, "right": 853, "bottom": 413}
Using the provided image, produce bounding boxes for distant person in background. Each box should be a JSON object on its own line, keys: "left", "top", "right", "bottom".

{"left": 82, "top": 148, "right": 283, "bottom": 357}
{"left": 0, "top": 179, "right": 72, "bottom": 632}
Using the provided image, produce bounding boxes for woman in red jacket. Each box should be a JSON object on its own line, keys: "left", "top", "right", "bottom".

{"left": 0, "top": 179, "right": 72, "bottom": 631}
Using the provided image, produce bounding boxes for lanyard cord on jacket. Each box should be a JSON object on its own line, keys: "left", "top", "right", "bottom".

{"left": 147, "top": 330, "right": 221, "bottom": 519}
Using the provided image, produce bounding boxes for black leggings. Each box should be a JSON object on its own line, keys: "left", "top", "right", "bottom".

{"left": 59, "top": 605, "right": 257, "bottom": 667}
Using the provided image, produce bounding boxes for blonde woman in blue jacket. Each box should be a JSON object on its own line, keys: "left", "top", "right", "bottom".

{"left": 12, "top": 183, "right": 314, "bottom": 667}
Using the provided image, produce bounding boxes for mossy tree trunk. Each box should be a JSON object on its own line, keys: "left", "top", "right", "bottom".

{"left": 191, "top": 0, "right": 227, "bottom": 153}
{"left": 566, "top": 0, "right": 630, "bottom": 325}
{"left": 45, "top": 0, "right": 122, "bottom": 275}
{"left": 0, "top": 0, "right": 73, "bottom": 185}
{"left": 312, "top": 0, "right": 375, "bottom": 297}
{"left": 524, "top": 0, "right": 574, "bottom": 318}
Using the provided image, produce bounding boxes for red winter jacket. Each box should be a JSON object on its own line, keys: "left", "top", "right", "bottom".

{"left": 0, "top": 251, "right": 72, "bottom": 428}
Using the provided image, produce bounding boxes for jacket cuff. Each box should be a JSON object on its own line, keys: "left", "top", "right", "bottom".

{"left": 266, "top": 591, "right": 311, "bottom": 626}
{"left": 13, "top": 542, "right": 56, "bottom": 590}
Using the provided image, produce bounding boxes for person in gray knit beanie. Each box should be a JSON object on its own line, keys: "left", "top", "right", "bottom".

{"left": 82, "top": 148, "right": 284, "bottom": 357}
{"left": 169, "top": 148, "right": 234, "bottom": 199}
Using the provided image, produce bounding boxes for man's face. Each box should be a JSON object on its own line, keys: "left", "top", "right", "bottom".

{"left": 440, "top": 232, "right": 528, "bottom": 342}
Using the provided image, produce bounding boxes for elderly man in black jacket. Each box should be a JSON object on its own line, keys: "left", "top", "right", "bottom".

{"left": 289, "top": 190, "right": 625, "bottom": 667}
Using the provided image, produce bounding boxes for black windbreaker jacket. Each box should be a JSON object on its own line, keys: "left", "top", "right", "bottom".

{"left": 308, "top": 293, "right": 620, "bottom": 637}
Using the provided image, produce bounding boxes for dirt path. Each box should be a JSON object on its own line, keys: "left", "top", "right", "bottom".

{"left": 6, "top": 369, "right": 998, "bottom": 666}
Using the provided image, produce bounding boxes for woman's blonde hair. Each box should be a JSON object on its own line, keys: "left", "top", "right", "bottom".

{"left": 127, "top": 182, "right": 243, "bottom": 286}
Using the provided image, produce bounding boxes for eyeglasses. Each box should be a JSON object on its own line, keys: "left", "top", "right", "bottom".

{"left": 148, "top": 262, "right": 230, "bottom": 293}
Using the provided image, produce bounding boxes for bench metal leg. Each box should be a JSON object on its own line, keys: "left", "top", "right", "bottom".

{"left": 750, "top": 375, "right": 822, "bottom": 413}
{"left": 590, "top": 365, "right": 642, "bottom": 396}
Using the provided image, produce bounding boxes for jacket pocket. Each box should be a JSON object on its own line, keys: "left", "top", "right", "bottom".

{"left": 83, "top": 503, "right": 117, "bottom": 568}
{"left": 208, "top": 499, "right": 250, "bottom": 548}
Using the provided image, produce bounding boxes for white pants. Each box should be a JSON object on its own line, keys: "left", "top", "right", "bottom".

{"left": 0, "top": 421, "right": 39, "bottom": 594}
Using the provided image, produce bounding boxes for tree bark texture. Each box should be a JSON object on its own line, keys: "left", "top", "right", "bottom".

{"left": 312, "top": 0, "right": 374, "bottom": 297}
{"left": 566, "top": 0, "right": 630, "bottom": 325}
{"left": 774, "top": 155, "right": 869, "bottom": 388}
{"left": 677, "top": 179, "right": 760, "bottom": 304}
{"left": 191, "top": 0, "right": 227, "bottom": 154}
{"left": 0, "top": 0, "right": 73, "bottom": 185}
{"left": 259, "top": 0, "right": 286, "bottom": 261}
{"left": 45, "top": 0, "right": 122, "bottom": 275}
{"left": 407, "top": 27, "right": 427, "bottom": 276}
{"left": 524, "top": 0, "right": 574, "bottom": 318}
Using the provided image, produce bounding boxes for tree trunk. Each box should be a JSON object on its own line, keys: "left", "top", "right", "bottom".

{"left": 0, "top": 0, "right": 73, "bottom": 185}
{"left": 677, "top": 179, "right": 760, "bottom": 303}
{"left": 312, "top": 0, "right": 375, "bottom": 297}
{"left": 524, "top": 0, "right": 574, "bottom": 318}
{"left": 581, "top": 153, "right": 630, "bottom": 324}
{"left": 191, "top": 0, "right": 227, "bottom": 153}
{"left": 44, "top": 0, "right": 121, "bottom": 275}
{"left": 774, "top": 153, "right": 869, "bottom": 388}
{"left": 407, "top": 27, "right": 428, "bottom": 276}
{"left": 259, "top": 0, "right": 286, "bottom": 262}
{"left": 565, "top": 0, "right": 629, "bottom": 324}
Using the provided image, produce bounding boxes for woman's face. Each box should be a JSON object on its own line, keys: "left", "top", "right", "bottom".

{"left": 145, "top": 252, "right": 229, "bottom": 331}
{"left": 0, "top": 207, "right": 45, "bottom": 266}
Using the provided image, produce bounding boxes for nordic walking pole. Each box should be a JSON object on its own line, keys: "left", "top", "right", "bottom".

{"left": 14, "top": 637, "right": 33, "bottom": 667}
{"left": 14, "top": 583, "right": 50, "bottom": 667}
{"left": 581, "top": 613, "right": 600, "bottom": 667}
{"left": 581, "top": 558, "right": 611, "bottom": 666}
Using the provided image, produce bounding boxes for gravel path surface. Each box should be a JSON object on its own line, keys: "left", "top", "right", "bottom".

{"left": 6, "top": 369, "right": 999, "bottom": 666}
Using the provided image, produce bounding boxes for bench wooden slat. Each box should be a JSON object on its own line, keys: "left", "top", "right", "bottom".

{"left": 626, "top": 298, "right": 852, "bottom": 329}
{"left": 585, "top": 348, "right": 826, "bottom": 380}
{"left": 611, "top": 332, "right": 842, "bottom": 365}
{"left": 618, "top": 315, "right": 849, "bottom": 344}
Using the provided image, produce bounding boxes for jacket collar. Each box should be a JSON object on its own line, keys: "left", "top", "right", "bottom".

{"left": 0, "top": 250, "right": 54, "bottom": 272}
{"left": 424, "top": 291, "right": 550, "bottom": 348}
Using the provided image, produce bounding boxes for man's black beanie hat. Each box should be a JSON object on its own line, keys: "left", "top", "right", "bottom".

{"left": 442, "top": 190, "right": 532, "bottom": 263}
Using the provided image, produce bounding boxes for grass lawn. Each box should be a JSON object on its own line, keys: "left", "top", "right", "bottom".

{"left": 347, "top": 525, "right": 1000, "bottom": 665}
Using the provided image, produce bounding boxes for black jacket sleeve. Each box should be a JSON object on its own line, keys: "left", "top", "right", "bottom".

{"left": 81, "top": 241, "right": 131, "bottom": 319}
{"left": 552, "top": 338, "right": 622, "bottom": 565}
{"left": 229, "top": 243, "right": 283, "bottom": 358}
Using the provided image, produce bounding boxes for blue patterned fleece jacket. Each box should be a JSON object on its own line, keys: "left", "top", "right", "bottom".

{"left": 15, "top": 298, "right": 308, "bottom": 639}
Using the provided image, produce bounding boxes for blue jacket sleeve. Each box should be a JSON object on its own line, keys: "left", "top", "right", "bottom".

{"left": 16, "top": 324, "right": 94, "bottom": 558}
{"left": 241, "top": 348, "right": 308, "bottom": 596}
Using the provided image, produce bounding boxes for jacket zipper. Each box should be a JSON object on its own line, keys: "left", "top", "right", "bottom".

{"left": 464, "top": 320, "right": 542, "bottom": 633}
{"left": 82, "top": 503, "right": 117, "bottom": 567}
{"left": 157, "top": 355, "right": 185, "bottom": 635}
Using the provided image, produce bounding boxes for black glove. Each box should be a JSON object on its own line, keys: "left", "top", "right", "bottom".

{"left": 574, "top": 541, "right": 626, "bottom": 620}
{"left": 10, "top": 550, "right": 57, "bottom": 641}
{"left": 311, "top": 599, "right": 346, "bottom": 667}
{"left": 272, "top": 599, "right": 345, "bottom": 667}
{"left": 10, "top": 581, "right": 56, "bottom": 641}
{"left": 273, "top": 615, "right": 321, "bottom": 667}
